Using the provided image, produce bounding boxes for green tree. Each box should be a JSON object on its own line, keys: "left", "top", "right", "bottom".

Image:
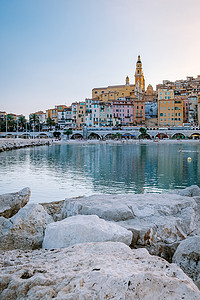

{"left": 113, "top": 132, "right": 122, "bottom": 140}
{"left": 18, "top": 116, "right": 26, "bottom": 131}
{"left": 29, "top": 114, "right": 39, "bottom": 131}
{"left": 3, "top": 114, "right": 15, "bottom": 132}
{"left": 63, "top": 128, "right": 73, "bottom": 139}
{"left": 139, "top": 127, "right": 147, "bottom": 135}
{"left": 139, "top": 127, "right": 149, "bottom": 139}
{"left": 46, "top": 117, "right": 55, "bottom": 130}
{"left": 53, "top": 131, "right": 61, "bottom": 138}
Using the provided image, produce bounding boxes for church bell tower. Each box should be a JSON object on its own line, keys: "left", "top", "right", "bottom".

{"left": 135, "top": 55, "right": 145, "bottom": 92}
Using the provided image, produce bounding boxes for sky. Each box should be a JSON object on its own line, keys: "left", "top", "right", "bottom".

{"left": 0, "top": 0, "right": 200, "bottom": 117}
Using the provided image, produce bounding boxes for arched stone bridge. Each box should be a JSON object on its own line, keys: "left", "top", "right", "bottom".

{"left": 72, "top": 128, "right": 200, "bottom": 140}
{"left": 1, "top": 128, "right": 200, "bottom": 139}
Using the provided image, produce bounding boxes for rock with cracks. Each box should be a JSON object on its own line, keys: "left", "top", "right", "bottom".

{"left": 61, "top": 193, "right": 198, "bottom": 261}
{"left": 173, "top": 236, "right": 200, "bottom": 289}
{"left": 43, "top": 215, "right": 133, "bottom": 249}
{"left": 0, "top": 204, "right": 53, "bottom": 250}
{"left": 0, "top": 242, "right": 200, "bottom": 300}
{"left": 40, "top": 200, "right": 65, "bottom": 221}
{"left": 0, "top": 187, "right": 31, "bottom": 219}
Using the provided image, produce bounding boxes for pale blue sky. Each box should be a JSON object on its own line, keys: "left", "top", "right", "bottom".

{"left": 0, "top": 0, "right": 200, "bottom": 117}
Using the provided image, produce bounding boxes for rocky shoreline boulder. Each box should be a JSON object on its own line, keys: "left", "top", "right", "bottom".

{"left": 0, "top": 204, "right": 53, "bottom": 250}
{"left": 42, "top": 215, "right": 133, "bottom": 249}
{"left": 0, "top": 139, "right": 51, "bottom": 153}
{"left": 0, "top": 187, "right": 31, "bottom": 218}
{"left": 61, "top": 193, "right": 198, "bottom": 261}
{"left": 40, "top": 199, "right": 65, "bottom": 221}
{"left": 0, "top": 242, "right": 200, "bottom": 299}
{"left": 173, "top": 236, "right": 200, "bottom": 289}
{"left": 171, "top": 185, "right": 200, "bottom": 197}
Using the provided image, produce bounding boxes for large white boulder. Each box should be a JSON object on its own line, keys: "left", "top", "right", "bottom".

{"left": 173, "top": 236, "right": 200, "bottom": 289}
{"left": 0, "top": 204, "right": 53, "bottom": 250}
{"left": 171, "top": 185, "right": 200, "bottom": 197}
{"left": 0, "top": 242, "right": 199, "bottom": 299}
{"left": 43, "top": 215, "right": 133, "bottom": 249}
{"left": 0, "top": 187, "right": 31, "bottom": 218}
{"left": 61, "top": 193, "right": 198, "bottom": 260}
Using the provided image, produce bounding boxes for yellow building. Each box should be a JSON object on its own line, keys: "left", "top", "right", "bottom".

{"left": 46, "top": 108, "right": 57, "bottom": 123}
{"left": 92, "top": 55, "right": 145, "bottom": 102}
{"left": 158, "top": 98, "right": 183, "bottom": 127}
{"left": 144, "top": 84, "right": 156, "bottom": 102}
{"left": 158, "top": 88, "right": 174, "bottom": 100}
{"left": 46, "top": 105, "right": 67, "bottom": 124}
{"left": 76, "top": 102, "right": 85, "bottom": 129}
{"left": 135, "top": 55, "right": 145, "bottom": 92}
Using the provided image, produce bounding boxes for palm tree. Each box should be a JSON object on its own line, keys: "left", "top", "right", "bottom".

{"left": 5, "top": 114, "right": 15, "bottom": 132}
{"left": 46, "top": 117, "right": 55, "bottom": 130}
{"left": 29, "top": 114, "right": 39, "bottom": 131}
{"left": 18, "top": 116, "right": 26, "bottom": 131}
{"left": 63, "top": 128, "right": 73, "bottom": 139}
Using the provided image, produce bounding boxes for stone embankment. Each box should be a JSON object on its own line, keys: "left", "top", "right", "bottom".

{"left": 0, "top": 138, "right": 51, "bottom": 152}
{"left": 0, "top": 187, "right": 200, "bottom": 298}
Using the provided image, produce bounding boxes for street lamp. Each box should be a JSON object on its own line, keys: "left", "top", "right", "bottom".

{"left": 17, "top": 117, "right": 18, "bottom": 138}
{"left": 26, "top": 121, "right": 28, "bottom": 139}
{"left": 5, "top": 113, "right": 7, "bottom": 134}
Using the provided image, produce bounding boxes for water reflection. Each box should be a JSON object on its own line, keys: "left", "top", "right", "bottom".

{"left": 0, "top": 143, "right": 200, "bottom": 203}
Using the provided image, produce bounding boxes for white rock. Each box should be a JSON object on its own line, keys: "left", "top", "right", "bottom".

{"left": 43, "top": 215, "right": 133, "bottom": 249}
{"left": 0, "top": 187, "right": 31, "bottom": 218}
{"left": 0, "top": 204, "right": 53, "bottom": 250}
{"left": 172, "top": 185, "right": 200, "bottom": 197}
{"left": 61, "top": 193, "right": 198, "bottom": 260}
{"left": 0, "top": 242, "right": 199, "bottom": 299}
{"left": 173, "top": 236, "right": 200, "bottom": 289}
{"left": 0, "top": 217, "right": 12, "bottom": 235}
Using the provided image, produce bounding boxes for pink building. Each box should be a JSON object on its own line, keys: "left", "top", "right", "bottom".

{"left": 112, "top": 98, "right": 133, "bottom": 126}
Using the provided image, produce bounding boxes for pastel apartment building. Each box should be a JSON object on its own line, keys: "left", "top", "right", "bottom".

{"left": 158, "top": 98, "right": 184, "bottom": 127}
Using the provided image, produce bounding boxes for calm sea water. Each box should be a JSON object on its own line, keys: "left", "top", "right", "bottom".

{"left": 0, "top": 142, "right": 200, "bottom": 203}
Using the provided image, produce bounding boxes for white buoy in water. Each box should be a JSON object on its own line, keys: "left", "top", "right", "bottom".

{"left": 187, "top": 157, "right": 192, "bottom": 162}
